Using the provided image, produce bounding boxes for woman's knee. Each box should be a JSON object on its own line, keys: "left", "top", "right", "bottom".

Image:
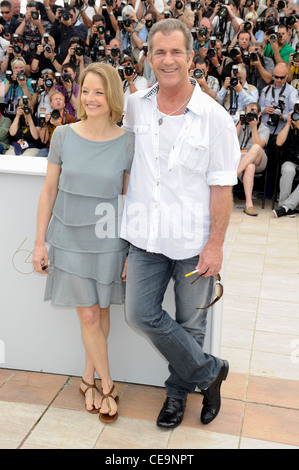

{"left": 78, "top": 305, "right": 100, "bottom": 329}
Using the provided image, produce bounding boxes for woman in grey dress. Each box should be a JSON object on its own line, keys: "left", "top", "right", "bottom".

{"left": 32, "top": 63, "right": 134, "bottom": 423}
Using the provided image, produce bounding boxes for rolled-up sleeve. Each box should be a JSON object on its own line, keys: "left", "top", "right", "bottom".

{"left": 206, "top": 116, "right": 240, "bottom": 187}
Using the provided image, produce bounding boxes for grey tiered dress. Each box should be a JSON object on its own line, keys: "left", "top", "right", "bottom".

{"left": 44, "top": 124, "right": 135, "bottom": 308}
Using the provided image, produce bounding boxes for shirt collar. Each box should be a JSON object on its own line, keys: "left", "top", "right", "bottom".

{"left": 140, "top": 78, "right": 202, "bottom": 116}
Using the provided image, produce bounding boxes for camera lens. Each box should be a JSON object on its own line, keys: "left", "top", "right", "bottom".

{"left": 124, "top": 65, "right": 134, "bottom": 76}
{"left": 51, "top": 110, "right": 61, "bottom": 120}
{"left": 291, "top": 111, "right": 299, "bottom": 121}
{"left": 193, "top": 68, "right": 204, "bottom": 79}
{"left": 207, "top": 48, "right": 216, "bottom": 59}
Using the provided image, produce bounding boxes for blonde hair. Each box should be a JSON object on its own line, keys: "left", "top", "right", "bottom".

{"left": 76, "top": 63, "right": 124, "bottom": 123}
{"left": 49, "top": 90, "right": 65, "bottom": 103}
{"left": 11, "top": 57, "right": 27, "bottom": 70}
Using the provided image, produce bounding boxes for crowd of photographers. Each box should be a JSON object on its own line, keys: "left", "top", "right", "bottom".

{"left": 0, "top": 0, "right": 298, "bottom": 214}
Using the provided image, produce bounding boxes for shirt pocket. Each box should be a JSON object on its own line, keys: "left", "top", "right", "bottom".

{"left": 133, "top": 124, "right": 150, "bottom": 135}
{"left": 179, "top": 141, "right": 208, "bottom": 172}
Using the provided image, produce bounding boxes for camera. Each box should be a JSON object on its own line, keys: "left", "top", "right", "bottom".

{"left": 17, "top": 71, "right": 26, "bottom": 81}
{"left": 277, "top": 0, "right": 285, "bottom": 10}
{"left": 106, "top": 0, "right": 114, "bottom": 5}
{"left": 31, "top": 10, "right": 39, "bottom": 20}
{"left": 61, "top": 72, "right": 72, "bottom": 82}
{"left": 267, "top": 96, "right": 285, "bottom": 126}
{"left": 145, "top": 19, "right": 153, "bottom": 29}
{"left": 59, "top": 8, "right": 70, "bottom": 21}
{"left": 230, "top": 65, "right": 239, "bottom": 87}
{"left": 39, "top": 113, "right": 46, "bottom": 126}
{"left": 193, "top": 68, "right": 204, "bottom": 79}
{"left": 249, "top": 52, "right": 259, "bottom": 62}
{"left": 197, "top": 26, "right": 207, "bottom": 37}
{"left": 22, "top": 95, "right": 31, "bottom": 115}
{"left": 292, "top": 52, "right": 299, "bottom": 63}
{"left": 51, "top": 109, "right": 61, "bottom": 120}
{"left": 175, "top": 0, "right": 184, "bottom": 9}
{"left": 123, "top": 17, "right": 132, "bottom": 28}
{"left": 242, "top": 51, "right": 250, "bottom": 64}
{"left": 291, "top": 100, "right": 299, "bottom": 122}
{"left": 124, "top": 64, "right": 135, "bottom": 76}
{"left": 97, "top": 24, "right": 106, "bottom": 35}
{"left": 245, "top": 108, "right": 258, "bottom": 123}
{"left": 245, "top": 0, "right": 253, "bottom": 6}
{"left": 5, "top": 70, "right": 12, "bottom": 82}
{"left": 243, "top": 21, "right": 251, "bottom": 31}
{"left": 30, "top": 79, "right": 37, "bottom": 91}
{"left": 75, "top": 0, "right": 84, "bottom": 8}
{"left": 207, "top": 48, "right": 216, "bottom": 59}
{"left": 230, "top": 46, "right": 241, "bottom": 59}
{"left": 43, "top": 74, "right": 54, "bottom": 88}
{"left": 43, "top": 43, "right": 52, "bottom": 53}
{"left": 142, "top": 42, "right": 148, "bottom": 53}
{"left": 110, "top": 45, "right": 120, "bottom": 57}
{"left": 218, "top": 6, "right": 228, "bottom": 19}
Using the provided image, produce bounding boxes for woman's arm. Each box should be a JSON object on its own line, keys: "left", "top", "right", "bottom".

{"left": 32, "top": 162, "right": 61, "bottom": 272}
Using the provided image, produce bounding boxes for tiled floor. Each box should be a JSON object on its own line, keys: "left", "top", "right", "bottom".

{"left": 1, "top": 199, "right": 299, "bottom": 449}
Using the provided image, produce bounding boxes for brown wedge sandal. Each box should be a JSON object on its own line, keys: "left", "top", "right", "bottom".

{"left": 99, "top": 384, "right": 119, "bottom": 423}
{"left": 79, "top": 378, "right": 101, "bottom": 414}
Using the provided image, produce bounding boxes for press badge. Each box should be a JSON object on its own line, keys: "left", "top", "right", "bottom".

{"left": 18, "top": 139, "right": 29, "bottom": 150}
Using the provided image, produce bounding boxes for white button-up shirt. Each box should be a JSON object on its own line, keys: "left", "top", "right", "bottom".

{"left": 120, "top": 79, "right": 240, "bottom": 260}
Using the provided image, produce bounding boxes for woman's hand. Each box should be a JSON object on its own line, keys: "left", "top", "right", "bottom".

{"left": 120, "top": 256, "right": 128, "bottom": 282}
{"left": 32, "top": 243, "right": 49, "bottom": 274}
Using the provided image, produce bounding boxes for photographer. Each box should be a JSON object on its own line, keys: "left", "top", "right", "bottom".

{"left": 206, "top": 37, "right": 228, "bottom": 87}
{"left": 119, "top": 5, "right": 148, "bottom": 62}
{"left": 0, "top": 109, "right": 12, "bottom": 154}
{"left": 168, "top": 0, "right": 194, "bottom": 29}
{"left": 98, "top": 0, "right": 124, "bottom": 39}
{"left": 55, "top": 62, "right": 78, "bottom": 118}
{"left": 1, "top": 57, "right": 34, "bottom": 119}
{"left": 62, "top": 36, "right": 91, "bottom": 82}
{"left": 216, "top": 63, "right": 258, "bottom": 121}
{"left": 135, "top": 38, "right": 156, "bottom": 86}
{"left": 119, "top": 55, "right": 147, "bottom": 118}
{"left": 0, "top": 0, "right": 21, "bottom": 39}
{"left": 237, "top": 102, "right": 270, "bottom": 216}
{"left": 37, "top": 90, "right": 76, "bottom": 157}
{"left": 106, "top": 37, "right": 123, "bottom": 67}
{"left": 86, "top": 14, "right": 113, "bottom": 62}
{"left": 136, "top": 0, "right": 161, "bottom": 23}
{"left": 287, "top": 45, "right": 299, "bottom": 86}
{"left": 30, "top": 33, "right": 61, "bottom": 76}
{"left": 259, "top": 62, "right": 297, "bottom": 135}
{"left": 245, "top": 42, "right": 274, "bottom": 95}
{"left": 211, "top": 0, "right": 244, "bottom": 45}
{"left": 273, "top": 108, "right": 299, "bottom": 217}
{"left": 7, "top": 96, "right": 41, "bottom": 156}
{"left": 31, "top": 68, "right": 56, "bottom": 117}
{"left": 193, "top": 18, "right": 213, "bottom": 52}
{"left": 15, "top": 2, "right": 51, "bottom": 47}
{"left": 49, "top": 5, "right": 88, "bottom": 63}
{"left": 190, "top": 56, "right": 219, "bottom": 99}
{"left": 263, "top": 23, "right": 295, "bottom": 64}
{"left": 1, "top": 34, "right": 32, "bottom": 77}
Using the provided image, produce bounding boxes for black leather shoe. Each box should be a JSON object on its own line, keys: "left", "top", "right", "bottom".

{"left": 157, "top": 397, "right": 187, "bottom": 429}
{"left": 200, "top": 360, "right": 229, "bottom": 425}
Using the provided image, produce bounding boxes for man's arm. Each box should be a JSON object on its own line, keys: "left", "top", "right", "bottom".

{"left": 195, "top": 185, "right": 233, "bottom": 277}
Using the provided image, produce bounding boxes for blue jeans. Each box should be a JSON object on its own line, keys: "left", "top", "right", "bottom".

{"left": 126, "top": 245, "right": 222, "bottom": 400}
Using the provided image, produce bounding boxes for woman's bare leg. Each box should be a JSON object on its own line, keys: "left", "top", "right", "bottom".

{"left": 77, "top": 305, "right": 117, "bottom": 417}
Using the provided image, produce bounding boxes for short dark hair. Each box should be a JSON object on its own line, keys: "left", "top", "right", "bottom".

{"left": 62, "top": 62, "right": 76, "bottom": 73}
{"left": 0, "top": 1, "right": 12, "bottom": 11}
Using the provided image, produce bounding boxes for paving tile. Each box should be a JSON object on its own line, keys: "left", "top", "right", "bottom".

{"left": 242, "top": 403, "right": 299, "bottom": 447}
{"left": 0, "top": 369, "right": 16, "bottom": 387}
{"left": 168, "top": 427, "right": 239, "bottom": 449}
{"left": 94, "top": 417, "right": 170, "bottom": 449}
{"left": 247, "top": 375, "right": 299, "bottom": 410}
{"left": 0, "top": 401, "right": 45, "bottom": 447}
{"left": 23, "top": 407, "right": 103, "bottom": 449}
{"left": 0, "top": 370, "right": 68, "bottom": 406}
{"left": 250, "top": 350, "right": 298, "bottom": 381}
{"left": 117, "top": 383, "right": 166, "bottom": 422}
{"left": 240, "top": 437, "right": 299, "bottom": 449}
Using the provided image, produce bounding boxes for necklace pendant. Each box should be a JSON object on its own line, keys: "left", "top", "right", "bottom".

{"left": 158, "top": 117, "right": 163, "bottom": 126}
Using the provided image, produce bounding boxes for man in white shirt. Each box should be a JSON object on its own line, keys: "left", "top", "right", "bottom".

{"left": 121, "top": 19, "right": 240, "bottom": 429}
